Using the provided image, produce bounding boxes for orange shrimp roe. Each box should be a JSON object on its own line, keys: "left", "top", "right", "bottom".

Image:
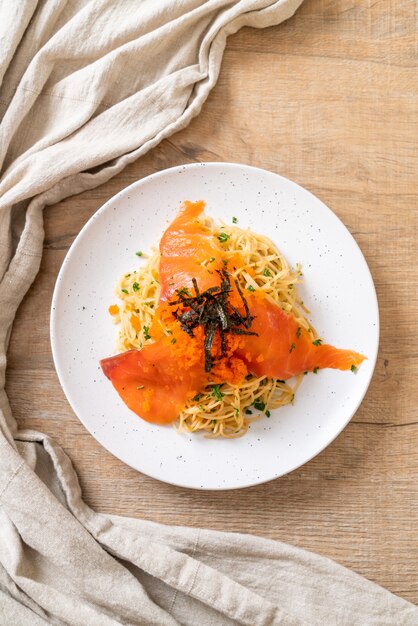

{"left": 130, "top": 314, "right": 141, "bottom": 332}
{"left": 211, "top": 357, "right": 247, "bottom": 385}
{"left": 149, "top": 293, "right": 251, "bottom": 384}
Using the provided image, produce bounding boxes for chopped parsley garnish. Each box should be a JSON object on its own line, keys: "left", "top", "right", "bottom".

{"left": 209, "top": 257, "right": 215, "bottom": 263}
{"left": 212, "top": 420, "right": 217, "bottom": 425}
{"left": 351, "top": 364, "right": 357, "bottom": 372}
{"left": 303, "top": 371, "right": 308, "bottom": 375}
{"left": 313, "top": 367, "right": 319, "bottom": 374}
{"left": 296, "top": 327, "right": 301, "bottom": 338}
{"left": 143, "top": 326, "right": 151, "bottom": 340}
{"left": 177, "top": 287, "right": 192, "bottom": 297}
{"left": 125, "top": 273, "right": 131, "bottom": 278}
{"left": 289, "top": 342, "right": 296, "bottom": 353}
{"left": 171, "top": 337, "right": 177, "bottom": 344}
{"left": 312, "top": 338, "right": 322, "bottom": 346}
{"left": 265, "top": 410, "right": 271, "bottom": 417}
{"left": 253, "top": 400, "right": 266, "bottom": 411}
{"left": 211, "top": 385, "right": 225, "bottom": 401}
{"left": 277, "top": 379, "right": 285, "bottom": 383}
{"left": 234, "top": 408, "right": 239, "bottom": 416}
{"left": 192, "top": 393, "right": 203, "bottom": 402}
{"left": 247, "top": 285, "right": 255, "bottom": 292}
{"left": 132, "top": 282, "right": 139, "bottom": 292}
{"left": 121, "top": 288, "right": 129, "bottom": 295}
{"left": 263, "top": 268, "right": 271, "bottom": 277}
{"left": 232, "top": 216, "right": 238, "bottom": 224}
{"left": 135, "top": 251, "right": 143, "bottom": 256}
{"left": 217, "top": 232, "right": 230, "bottom": 243}
{"left": 245, "top": 409, "right": 253, "bottom": 415}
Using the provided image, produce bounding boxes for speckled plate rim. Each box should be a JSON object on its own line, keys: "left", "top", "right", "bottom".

{"left": 50, "top": 162, "right": 379, "bottom": 490}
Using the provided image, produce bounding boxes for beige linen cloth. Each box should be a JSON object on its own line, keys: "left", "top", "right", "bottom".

{"left": 0, "top": 1, "right": 417, "bottom": 625}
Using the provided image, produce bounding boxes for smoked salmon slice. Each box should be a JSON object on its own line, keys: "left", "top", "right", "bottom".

{"left": 237, "top": 297, "right": 365, "bottom": 379}
{"left": 101, "top": 341, "right": 206, "bottom": 424}
{"left": 159, "top": 200, "right": 224, "bottom": 301}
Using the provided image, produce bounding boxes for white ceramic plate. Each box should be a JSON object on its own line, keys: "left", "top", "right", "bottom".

{"left": 51, "top": 163, "right": 379, "bottom": 490}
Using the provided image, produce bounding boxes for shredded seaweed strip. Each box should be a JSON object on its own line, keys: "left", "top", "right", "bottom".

{"left": 169, "top": 269, "right": 257, "bottom": 372}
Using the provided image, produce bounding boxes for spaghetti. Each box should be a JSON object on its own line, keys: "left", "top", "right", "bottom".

{"left": 109, "top": 216, "right": 315, "bottom": 437}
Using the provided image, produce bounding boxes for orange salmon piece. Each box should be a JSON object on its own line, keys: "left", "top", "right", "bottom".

{"left": 100, "top": 342, "right": 206, "bottom": 424}
{"left": 159, "top": 200, "right": 225, "bottom": 301}
{"left": 236, "top": 297, "right": 366, "bottom": 379}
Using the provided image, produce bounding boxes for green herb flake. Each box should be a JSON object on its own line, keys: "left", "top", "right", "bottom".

{"left": 296, "top": 327, "right": 301, "bottom": 338}
{"left": 121, "top": 288, "right": 129, "bottom": 295}
{"left": 135, "top": 251, "right": 143, "bottom": 257}
{"left": 125, "top": 273, "right": 131, "bottom": 278}
{"left": 177, "top": 287, "right": 192, "bottom": 297}
{"left": 253, "top": 400, "right": 266, "bottom": 411}
{"left": 209, "top": 257, "right": 215, "bottom": 263}
{"left": 303, "top": 371, "right": 308, "bottom": 375}
{"left": 312, "top": 338, "right": 323, "bottom": 346}
{"left": 232, "top": 216, "right": 238, "bottom": 224}
{"left": 247, "top": 285, "right": 255, "bottom": 292}
{"left": 171, "top": 337, "right": 177, "bottom": 344}
{"left": 143, "top": 326, "right": 151, "bottom": 340}
{"left": 289, "top": 342, "right": 296, "bottom": 353}
{"left": 217, "top": 232, "right": 230, "bottom": 243}
{"left": 211, "top": 384, "right": 225, "bottom": 401}
{"left": 351, "top": 364, "right": 357, "bottom": 373}
{"left": 245, "top": 409, "right": 253, "bottom": 415}
{"left": 212, "top": 420, "right": 217, "bottom": 425}
{"left": 234, "top": 408, "right": 239, "bottom": 416}
{"left": 132, "top": 282, "right": 139, "bottom": 292}
{"left": 192, "top": 393, "right": 203, "bottom": 402}
{"left": 277, "top": 379, "right": 285, "bottom": 384}
{"left": 313, "top": 367, "right": 319, "bottom": 374}
{"left": 265, "top": 410, "right": 271, "bottom": 418}
{"left": 263, "top": 268, "right": 271, "bottom": 277}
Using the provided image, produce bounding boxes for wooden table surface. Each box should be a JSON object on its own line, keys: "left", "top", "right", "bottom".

{"left": 6, "top": 0, "right": 418, "bottom": 606}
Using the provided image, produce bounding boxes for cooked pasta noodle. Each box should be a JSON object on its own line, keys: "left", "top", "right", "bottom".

{"left": 109, "top": 218, "right": 316, "bottom": 437}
